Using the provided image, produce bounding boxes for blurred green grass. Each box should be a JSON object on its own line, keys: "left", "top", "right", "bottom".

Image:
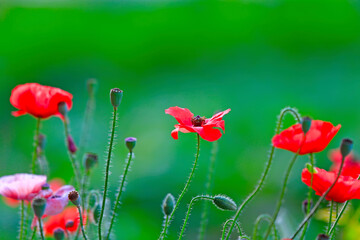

{"left": 1, "top": 0, "right": 360, "bottom": 239}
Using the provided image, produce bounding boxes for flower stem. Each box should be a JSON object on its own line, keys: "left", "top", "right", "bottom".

{"left": 19, "top": 200, "right": 24, "bottom": 240}
{"left": 290, "top": 155, "right": 346, "bottom": 239}
{"left": 38, "top": 218, "right": 45, "bottom": 240}
{"left": 159, "top": 134, "right": 201, "bottom": 240}
{"left": 178, "top": 195, "right": 213, "bottom": 240}
{"left": 299, "top": 153, "right": 315, "bottom": 240}
{"left": 106, "top": 151, "right": 134, "bottom": 240}
{"left": 221, "top": 219, "right": 243, "bottom": 240}
{"left": 198, "top": 141, "right": 218, "bottom": 240}
{"left": 98, "top": 107, "right": 118, "bottom": 240}
{"left": 31, "top": 118, "right": 41, "bottom": 174}
{"left": 223, "top": 107, "right": 300, "bottom": 240}
{"left": 77, "top": 206, "right": 88, "bottom": 240}
{"left": 327, "top": 201, "right": 334, "bottom": 233}
{"left": 30, "top": 226, "right": 37, "bottom": 240}
{"left": 252, "top": 214, "right": 279, "bottom": 240}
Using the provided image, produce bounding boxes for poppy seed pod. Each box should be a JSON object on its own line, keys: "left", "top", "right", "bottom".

{"left": 84, "top": 153, "right": 98, "bottom": 172}
{"left": 87, "top": 78, "right": 97, "bottom": 96}
{"left": 212, "top": 195, "right": 237, "bottom": 211}
{"left": 54, "top": 228, "right": 65, "bottom": 240}
{"left": 32, "top": 197, "right": 47, "bottom": 218}
{"left": 162, "top": 193, "right": 175, "bottom": 216}
{"left": 301, "top": 116, "right": 312, "bottom": 134}
{"left": 317, "top": 234, "right": 329, "bottom": 240}
{"left": 68, "top": 191, "right": 81, "bottom": 206}
{"left": 110, "top": 88, "right": 123, "bottom": 108}
{"left": 58, "top": 102, "right": 68, "bottom": 117}
{"left": 125, "top": 137, "right": 137, "bottom": 152}
{"left": 340, "top": 138, "right": 353, "bottom": 158}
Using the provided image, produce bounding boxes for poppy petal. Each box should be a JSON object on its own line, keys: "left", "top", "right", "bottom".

{"left": 192, "top": 126, "right": 222, "bottom": 142}
{"left": 165, "top": 107, "right": 194, "bottom": 125}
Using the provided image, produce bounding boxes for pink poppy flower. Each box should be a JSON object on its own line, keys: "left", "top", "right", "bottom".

{"left": 165, "top": 107, "right": 231, "bottom": 141}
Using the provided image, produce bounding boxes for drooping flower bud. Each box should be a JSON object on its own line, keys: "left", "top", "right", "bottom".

{"left": 340, "top": 138, "right": 353, "bottom": 158}
{"left": 65, "top": 220, "right": 74, "bottom": 229}
{"left": 53, "top": 228, "right": 65, "bottom": 240}
{"left": 67, "top": 135, "right": 77, "bottom": 154}
{"left": 68, "top": 190, "right": 81, "bottom": 206}
{"left": 58, "top": 102, "right": 68, "bottom": 117}
{"left": 162, "top": 193, "right": 175, "bottom": 216}
{"left": 93, "top": 203, "right": 101, "bottom": 223}
{"left": 317, "top": 234, "right": 329, "bottom": 240}
{"left": 212, "top": 195, "right": 237, "bottom": 211}
{"left": 302, "top": 199, "right": 313, "bottom": 214}
{"left": 125, "top": 137, "right": 137, "bottom": 152}
{"left": 301, "top": 116, "right": 312, "bottom": 134}
{"left": 32, "top": 197, "right": 47, "bottom": 218}
{"left": 84, "top": 153, "right": 98, "bottom": 172}
{"left": 110, "top": 88, "right": 123, "bottom": 108}
{"left": 306, "top": 163, "right": 317, "bottom": 174}
{"left": 87, "top": 78, "right": 97, "bottom": 96}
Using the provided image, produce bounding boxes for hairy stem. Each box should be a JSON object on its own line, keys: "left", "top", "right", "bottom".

{"left": 223, "top": 107, "right": 301, "bottom": 240}
{"left": 221, "top": 219, "right": 243, "bottom": 240}
{"left": 30, "top": 226, "right": 37, "bottom": 240}
{"left": 252, "top": 214, "right": 279, "bottom": 240}
{"left": 327, "top": 201, "right": 334, "bottom": 233}
{"left": 159, "top": 134, "right": 201, "bottom": 240}
{"left": 77, "top": 206, "right": 88, "bottom": 240}
{"left": 98, "top": 107, "right": 118, "bottom": 240}
{"left": 38, "top": 218, "right": 45, "bottom": 240}
{"left": 31, "top": 118, "right": 41, "bottom": 174}
{"left": 198, "top": 141, "right": 218, "bottom": 240}
{"left": 19, "top": 200, "right": 24, "bottom": 240}
{"left": 106, "top": 151, "right": 134, "bottom": 239}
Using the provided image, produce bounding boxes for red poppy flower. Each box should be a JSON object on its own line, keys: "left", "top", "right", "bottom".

{"left": 0, "top": 174, "right": 46, "bottom": 201}
{"left": 10, "top": 83, "right": 73, "bottom": 119}
{"left": 301, "top": 167, "right": 360, "bottom": 203}
{"left": 165, "top": 107, "right": 231, "bottom": 142}
{"left": 329, "top": 149, "right": 360, "bottom": 179}
{"left": 272, "top": 120, "right": 341, "bottom": 155}
{"left": 42, "top": 206, "right": 87, "bottom": 236}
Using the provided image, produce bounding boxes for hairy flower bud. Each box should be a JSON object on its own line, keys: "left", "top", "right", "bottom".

{"left": 162, "top": 193, "right": 175, "bottom": 216}
{"left": 93, "top": 203, "right": 101, "bottom": 223}
{"left": 68, "top": 191, "right": 81, "bottom": 206}
{"left": 67, "top": 135, "right": 77, "bottom": 154}
{"left": 32, "top": 197, "right": 47, "bottom": 218}
{"left": 58, "top": 102, "right": 68, "bottom": 117}
{"left": 340, "top": 138, "right": 353, "bottom": 158}
{"left": 301, "top": 116, "right": 312, "bottom": 134}
{"left": 110, "top": 88, "right": 123, "bottom": 108}
{"left": 84, "top": 153, "right": 98, "bottom": 172}
{"left": 65, "top": 220, "right": 74, "bottom": 229}
{"left": 212, "top": 195, "right": 237, "bottom": 211}
{"left": 125, "top": 137, "right": 137, "bottom": 152}
{"left": 54, "top": 228, "right": 65, "bottom": 240}
{"left": 317, "top": 234, "right": 329, "bottom": 240}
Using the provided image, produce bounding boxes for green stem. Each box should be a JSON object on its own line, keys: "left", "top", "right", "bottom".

{"left": 78, "top": 89, "right": 95, "bottom": 159}
{"left": 290, "top": 155, "right": 346, "bottom": 239}
{"left": 19, "top": 200, "right": 24, "bottom": 240}
{"left": 159, "top": 134, "right": 201, "bottom": 240}
{"left": 31, "top": 118, "right": 41, "bottom": 174}
{"left": 327, "top": 201, "right": 334, "bottom": 233}
{"left": 98, "top": 107, "right": 118, "bottom": 240}
{"left": 77, "top": 206, "right": 88, "bottom": 240}
{"left": 38, "top": 218, "right": 45, "bottom": 240}
{"left": 24, "top": 202, "right": 32, "bottom": 238}
{"left": 221, "top": 219, "right": 243, "bottom": 240}
{"left": 299, "top": 153, "right": 315, "bottom": 240}
{"left": 252, "top": 214, "right": 279, "bottom": 240}
{"left": 30, "top": 226, "right": 37, "bottom": 240}
{"left": 223, "top": 107, "right": 300, "bottom": 240}
{"left": 178, "top": 195, "right": 213, "bottom": 240}
{"left": 81, "top": 171, "right": 90, "bottom": 218}
{"left": 106, "top": 151, "right": 134, "bottom": 240}
{"left": 198, "top": 141, "right": 218, "bottom": 240}
{"left": 263, "top": 152, "right": 300, "bottom": 240}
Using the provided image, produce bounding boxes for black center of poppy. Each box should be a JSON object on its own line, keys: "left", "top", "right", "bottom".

{"left": 191, "top": 115, "right": 206, "bottom": 127}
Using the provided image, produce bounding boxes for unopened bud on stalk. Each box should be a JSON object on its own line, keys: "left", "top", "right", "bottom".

{"left": 84, "top": 153, "right": 98, "bottom": 172}
{"left": 58, "top": 102, "right": 68, "bottom": 117}
{"left": 340, "top": 138, "right": 353, "bottom": 158}
{"left": 125, "top": 137, "right": 137, "bottom": 152}
{"left": 68, "top": 191, "right": 81, "bottom": 206}
{"left": 65, "top": 220, "right": 74, "bottom": 229}
{"left": 32, "top": 197, "right": 47, "bottom": 218}
{"left": 162, "top": 193, "right": 175, "bottom": 216}
{"left": 301, "top": 116, "right": 312, "bottom": 134}
{"left": 54, "top": 228, "right": 65, "bottom": 240}
{"left": 87, "top": 78, "right": 97, "bottom": 96}
{"left": 317, "top": 233, "right": 329, "bottom": 240}
{"left": 67, "top": 135, "right": 77, "bottom": 154}
{"left": 212, "top": 195, "right": 237, "bottom": 211}
{"left": 93, "top": 203, "right": 101, "bottom": 223}
{"left": 302, "top": 199, "right": 313, "bottom": 214}
{"left": 110, "top": 88, "right": 123, "bottom": 108}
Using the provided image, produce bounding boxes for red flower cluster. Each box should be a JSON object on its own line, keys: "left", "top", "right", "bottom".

{"left": 272, "top": 120, "right": 341, "bottom": 155}
{"left": 165, "top": 106, "right": 230, "bottom": 142}
{"left": 10, "top": 83, "right": 73, "bottom": 119}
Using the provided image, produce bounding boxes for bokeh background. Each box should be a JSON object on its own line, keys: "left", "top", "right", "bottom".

{"left": 1, "top": 0, "right": 360, "bottom": 239}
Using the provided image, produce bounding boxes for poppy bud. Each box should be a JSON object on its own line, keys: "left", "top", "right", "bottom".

{"left": 65, "top": 220, "right": 74, "bottom": 229}
{"left": 58, "top": 102, "right": 68, "bottom": 117}
{"left": 340, "top": 138, "right": 353, "bottom": 158}
{"left": 302, "top": 199, "right": 313, "bottom": 214}
{"left": 67, "top": 135, "right": 77, "bottom": 154}
{"left": 84, "top": 153, "right": 98, "bottom": 172}
{"left": 41, "top": 183, "right": 50, "bottom": 190}
{"left": 93, "top": 203, "right": 101, "bottom": 223}
{"left": 68, "top": 190, "right": 81, "bottom": 206}
{"left": 301, "top": 116, "right": 312, "bottom": 134}
{"left": 38, "top": 134, "right": 46, "bottom": 151}
{"left": 212, "top": 195, "right": 237, "bottom": 211}
{"left": 54, "top": 228, "right": 65, "bottom": 240}
{"left": 306, "top": 163, "right": 317, "bottom": 174}
{"left": 162, "top": 193, "right": 175, "bottom": 216}
{"left": 110, "top": 88, "right": 123, "bottom": 108}
{"left": 125, "top": 137, "right": 137, "bottom": 152}
{"left": 87, "top": 78, "right": 97, "bottom": 96}
{"left": 32, "top": 197, "right": 47, "bottom": 218}
{"left": 317, "top": 234, "right": 329, "bottom": 240}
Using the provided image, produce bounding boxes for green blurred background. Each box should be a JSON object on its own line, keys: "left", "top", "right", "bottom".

{"left": 1, "top": 0, "right": 360, "bottom": 239}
